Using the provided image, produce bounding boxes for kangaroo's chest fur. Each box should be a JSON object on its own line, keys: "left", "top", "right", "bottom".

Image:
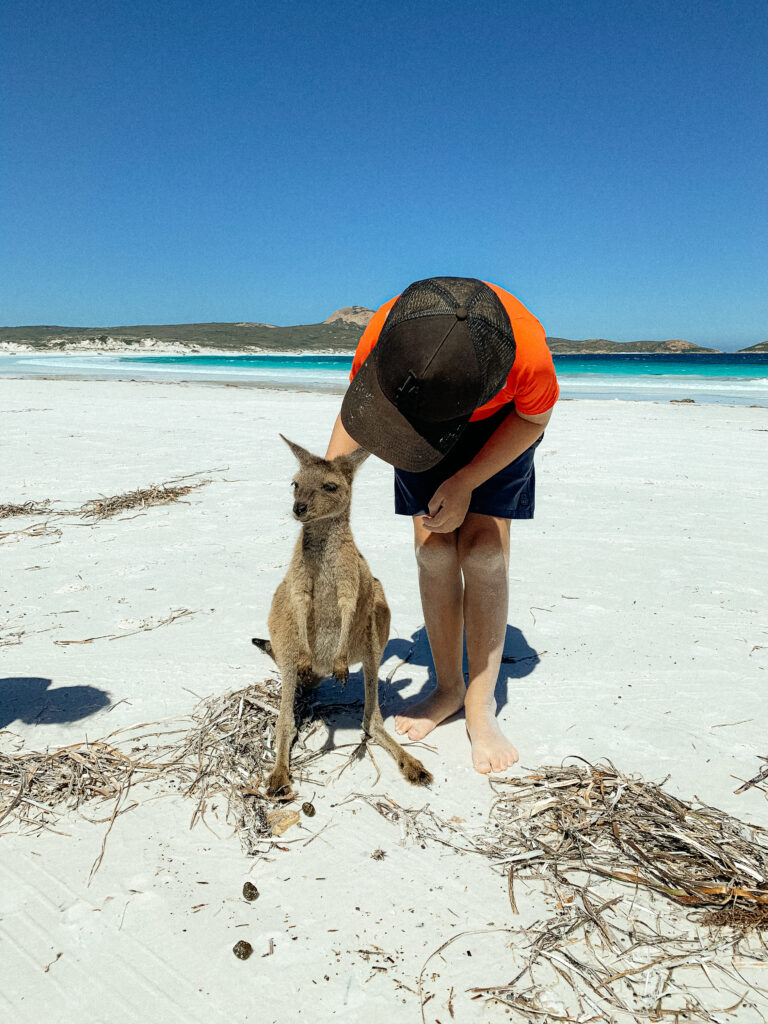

{"left": 269, "top": 519, "right": 373, "bottom": 678}
{"left": 304, "top": 538, "right": 361, "bottom": 663}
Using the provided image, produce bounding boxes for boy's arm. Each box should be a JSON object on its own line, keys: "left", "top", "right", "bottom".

{"left": 325, "top": 411, "right": 361, "bottom": 459}
{"left": 422, "top": 407, "right": 553, "bottom": 533}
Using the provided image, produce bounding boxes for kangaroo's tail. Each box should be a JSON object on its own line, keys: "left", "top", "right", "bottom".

{"left": 251, "top": 637, "right": 275, "bottom": 660}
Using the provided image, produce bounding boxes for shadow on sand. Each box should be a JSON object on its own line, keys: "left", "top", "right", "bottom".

{"left": 0, "top": 676, "right": 111, "bottom": 731}
{"left": 304, "top": 623, "right": 540, "bottom": 753}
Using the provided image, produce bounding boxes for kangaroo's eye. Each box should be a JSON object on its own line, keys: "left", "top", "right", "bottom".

{"left": 322, "top": 483, "right": 338, "bottom": 492}
{"left": 291, "top": 481, "right": 298, "bottom": 490}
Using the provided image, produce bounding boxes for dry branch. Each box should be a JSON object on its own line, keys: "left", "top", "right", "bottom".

{"left": 0, "top": 520, "right": 62, "bottom": 543}
{"left": 735, "top": 757, "right": 768, "bottom": 796}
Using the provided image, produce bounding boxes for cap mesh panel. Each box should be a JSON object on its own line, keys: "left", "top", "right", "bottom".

{"left": 382, "top": 278, "right": 515, "bottom": 406}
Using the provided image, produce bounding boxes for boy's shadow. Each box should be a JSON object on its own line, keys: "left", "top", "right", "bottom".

{"left": 0, "top": 677, "right": 111, "bottom": 730}
{"left": 305, "top": 624, "right": 539, "bottom": 751}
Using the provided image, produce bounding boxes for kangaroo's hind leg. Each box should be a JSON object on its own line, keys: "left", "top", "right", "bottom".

{"left": 362, "top": 618, "right": 434, "bottom": 786}
{"left": 266, "top": 661, "right": 298, "bottom": 799}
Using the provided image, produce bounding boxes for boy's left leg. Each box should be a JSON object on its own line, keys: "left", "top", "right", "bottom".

{"left": 394, "top": 521, "right": 466, "bottom": 740}
{"left": 458, "top": 513, "right": 519, "bottom": 774}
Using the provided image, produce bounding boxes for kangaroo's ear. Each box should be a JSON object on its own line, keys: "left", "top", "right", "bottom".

{"left": 280, "top": 434, "right": 315, "bottom": 465}
{"left": 333, "top": 446, "right": 370, "bottom": 478}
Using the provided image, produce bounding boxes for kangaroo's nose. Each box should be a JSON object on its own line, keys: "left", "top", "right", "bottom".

{"left": 293, "top": 502, "right": 307, "bottom": 517}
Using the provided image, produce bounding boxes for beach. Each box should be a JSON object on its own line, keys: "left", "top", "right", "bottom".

{"left": 2, "top": 377, "right": 767, "bottom": 1023}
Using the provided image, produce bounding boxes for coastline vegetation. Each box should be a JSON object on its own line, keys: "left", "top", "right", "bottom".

{"left": 0, "top": 321, "right": 364, "bottom": 353}
{"left": 0, "top": 321, "right": 749, "bottom": 353}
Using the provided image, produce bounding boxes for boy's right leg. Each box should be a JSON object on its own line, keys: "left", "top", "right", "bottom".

{"left": 394, "top": 518, "right": 466, "bottom": 740}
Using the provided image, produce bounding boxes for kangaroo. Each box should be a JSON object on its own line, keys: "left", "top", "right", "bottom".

{"left": 254, "top": 436, "right": 432, "bottom": 798}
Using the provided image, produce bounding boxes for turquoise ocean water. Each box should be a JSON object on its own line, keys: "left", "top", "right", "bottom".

{"left": 1, "top": 352, "right": 767, "bottom": 405}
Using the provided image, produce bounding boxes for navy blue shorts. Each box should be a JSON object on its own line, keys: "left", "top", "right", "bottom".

{"left": 394, "top": 406, "right": 542, "bottom": 520}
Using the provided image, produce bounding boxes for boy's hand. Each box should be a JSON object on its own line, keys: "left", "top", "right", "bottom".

{"left": 422, "top": 475, "right": 472, "bottom": 533}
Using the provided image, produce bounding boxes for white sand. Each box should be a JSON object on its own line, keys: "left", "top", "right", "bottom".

{"left": 1, "top": 379, "right": 766, "bottom": 1022}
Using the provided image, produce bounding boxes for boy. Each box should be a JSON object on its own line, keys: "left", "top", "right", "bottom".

{"left": 325, "top": 277, "right": 558, "bottom": 774}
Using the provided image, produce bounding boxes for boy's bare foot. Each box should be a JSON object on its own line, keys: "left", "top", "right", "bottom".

{"left": 394, "top": 683, "right": 466, "bottom": 741}
{"left": 465, "top": 704, "right": 519, "bottom": 774}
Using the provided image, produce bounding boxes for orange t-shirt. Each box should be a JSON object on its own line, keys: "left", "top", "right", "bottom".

{"left": 349, "top": 282, "right": 559, "bottom": 420}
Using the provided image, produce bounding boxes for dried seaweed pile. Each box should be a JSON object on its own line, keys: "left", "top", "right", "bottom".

{"left": 75, "top": 478, "right": 209, "bottom": 521}
{"left": 0, "top": 732, "right": 180, "bottom": 832}
{"left": 0, "top": 500, "right": 53, "bottom": 519}
{"left": 467, "top": 763, "right": 768, "bottom": 1021}
{"left": 171, "top": 681, "right": 319, "bottom": 854}
{"left": 0, "top": 469, "right": 219, "bottom": 542}
{"left": 0, "top": 681, "right": 318, "bottom": 856}
{"left": 484, "top": 762, "right": 768, "bottom": 916}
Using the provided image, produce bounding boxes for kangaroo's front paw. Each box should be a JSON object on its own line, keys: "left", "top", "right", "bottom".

{"left": 297, "top": 656, "right": 314, "bottom": 687}
{"left": 333, "top": 656, "right": 349, "bottom": 687}
{"left": 266, "top": 764, "right": 294, "bottom": 800}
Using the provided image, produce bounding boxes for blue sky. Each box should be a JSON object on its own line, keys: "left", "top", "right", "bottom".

{"left": 1, "top": 0, "right": 766, "bottom": 349}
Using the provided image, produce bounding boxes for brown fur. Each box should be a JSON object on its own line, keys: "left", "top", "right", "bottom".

{"left": 256, "top": 436, "right": 432, "bottom": 798}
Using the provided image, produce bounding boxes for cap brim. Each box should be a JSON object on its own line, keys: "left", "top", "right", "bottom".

{"left": 341, "top": 349, "right": 468, "bottom": 472}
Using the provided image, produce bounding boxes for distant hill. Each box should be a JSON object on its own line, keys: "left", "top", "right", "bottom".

{"left": 0, "top": 320, "right": 723, "bottom": 355}
{"left": 323, "top": 306, "right": 374, "bottom": 327}
{"left": 735, "top": 340, "right": 768, "bottom": 353}
{"left": 546, "top": 337, "right": 719, "bottom": 354}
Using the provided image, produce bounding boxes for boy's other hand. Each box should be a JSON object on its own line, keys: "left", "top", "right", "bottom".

{"left": 422, "top": 476, "right": 472, "bottom": 533}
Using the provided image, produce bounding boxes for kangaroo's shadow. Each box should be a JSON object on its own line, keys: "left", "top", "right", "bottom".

{"left": 303, "top": 624, "right": 539, "bottom": 754}
{"left": 0, "top": 677, "right": 111, "bottom": 730}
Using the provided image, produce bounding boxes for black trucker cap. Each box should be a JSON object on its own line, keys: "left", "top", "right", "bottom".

{"left": 340, "top": 277, "right": 516, "bottom": 471}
